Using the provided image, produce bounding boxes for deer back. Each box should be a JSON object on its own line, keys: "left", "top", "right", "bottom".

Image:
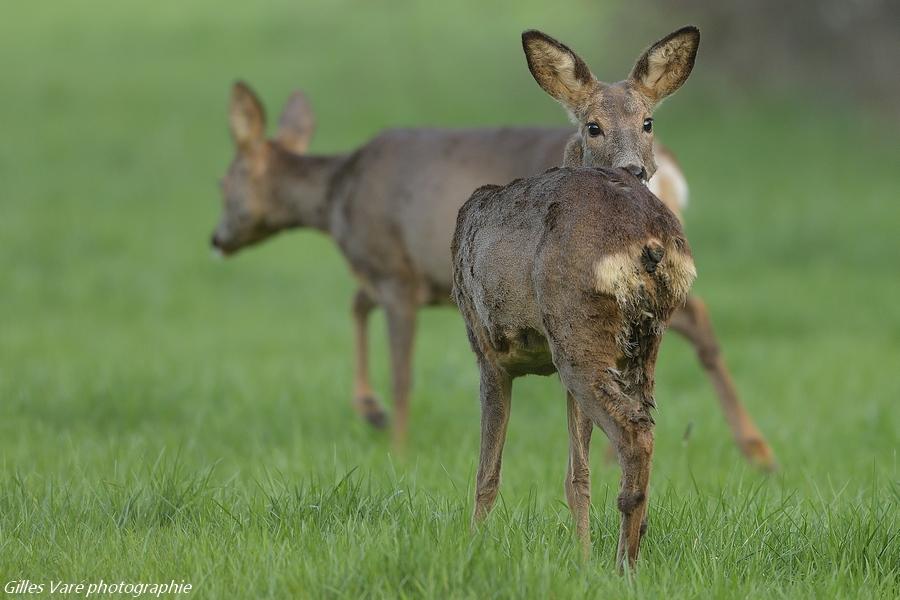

{"left": 452, "top": 167, "right": 695, "bottom": 374}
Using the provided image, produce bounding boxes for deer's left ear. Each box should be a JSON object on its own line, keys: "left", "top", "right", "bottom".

{"left": 629, "top": 26, "right": 700, "bottom": 106}
{"left": 276, "top": 90, "right": 316, "bottom": 154}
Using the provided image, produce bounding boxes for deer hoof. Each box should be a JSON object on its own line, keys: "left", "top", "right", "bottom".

{"left": 354, "top": 394, "right": 389, "bottom": 429}
{"left": 741, "top": 437, "right": 778, "bottom": 472}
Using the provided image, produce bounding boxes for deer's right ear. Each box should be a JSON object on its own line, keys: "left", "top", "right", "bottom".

{"left": 229, "top": 81, "right": 266, "bottom": 150}
{"left": 276, "top": 90, "right": 316, "bottom": 154}
{"left": 522, "top": 30, "right": 595, "bottom": 114}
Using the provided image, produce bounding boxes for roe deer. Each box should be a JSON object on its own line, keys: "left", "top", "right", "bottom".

{"left": 213, "top": 82, "right": 573, "bottom": 447}
{"left": 452, "top": 166, "right": 696, "bottom": 569}
{"left": 209, "top": 26, "right": 774, "bottom": 466}
{"left": 522, "top": 27, "right": 773, "bottom": 469}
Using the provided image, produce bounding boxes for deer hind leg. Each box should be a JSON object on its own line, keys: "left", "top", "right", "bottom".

{"left": 384, "top": 296, "right": 417, "bottom": 453}
{"left": 612, "top": 423, "right": 653, "bottom": 571}
{"left": 557, "top": 363, "right": 655, "bottom": 571}
{"left": 670, "top": 295, "right": 777, "bottom": 471}
{"left": 351, "top": 289, "right": 388, "bottom": 428}
{"left": 472, "top": 360, "right": 512, "bottom": 526}
{"left": 565, "top": 391, "right": 593, "bottom": 558}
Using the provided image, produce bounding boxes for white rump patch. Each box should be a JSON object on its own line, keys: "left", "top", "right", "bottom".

{"left": 595, "top": 244, "right": 697, "bottom": 307}
{"left": 659, "top": 250, "right": 697, "bottom": 303}
{"left": 593, "top": 251, "right": 642, "bottom": 305}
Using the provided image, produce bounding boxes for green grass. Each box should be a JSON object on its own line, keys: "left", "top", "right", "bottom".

{"left": 1, "top": 1, "right": 898, "bottom": 598}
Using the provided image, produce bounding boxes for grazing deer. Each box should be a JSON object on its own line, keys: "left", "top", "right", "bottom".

{"left": 452, "top": 165, "right": 696, "bottom": 569}
{"left": 213, "top": 82, "right": 574, "bottom": 447}
{"left": 209, "top": 27, "right": 774, "bottom": 468}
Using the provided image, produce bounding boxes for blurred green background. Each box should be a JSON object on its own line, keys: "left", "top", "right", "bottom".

{"left": 1, "top": 1, "right": 897, "bottom": 598}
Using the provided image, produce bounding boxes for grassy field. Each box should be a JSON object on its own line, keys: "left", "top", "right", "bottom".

{"left": 1, "top": 1, "right": 898, "bottom": 598}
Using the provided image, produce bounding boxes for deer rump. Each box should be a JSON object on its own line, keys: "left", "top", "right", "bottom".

{"left": 452, "top": 166, "right": 695, "bottom": 393}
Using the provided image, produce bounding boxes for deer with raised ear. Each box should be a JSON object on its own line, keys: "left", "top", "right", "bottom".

{"left": 522, "top": 26, "right": 775, "bottom": 469}
{"left": 210, "top": 27, "right": 774, "bottom": 467}
{"left": 213, "top": 81, "right": 579, "bottom": 447}
{"left": 451, "top": 25, "right": 700, "bottom": 570}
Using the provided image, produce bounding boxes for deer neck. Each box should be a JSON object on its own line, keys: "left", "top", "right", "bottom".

{"left": 270, "top": 147, "right": 349, "bottom": 233}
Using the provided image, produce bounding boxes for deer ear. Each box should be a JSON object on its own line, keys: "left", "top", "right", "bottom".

{"left": 522, "top": 30, "right": 595, "bottom": 114}
{"left": 629, "top": 26, "right": 700, "bottom": 106}
{"left": 229, "top": 81, "right": 266, "bottom": 150}
{"left": 276, "top": 90, "right": 316, "bottom": 154}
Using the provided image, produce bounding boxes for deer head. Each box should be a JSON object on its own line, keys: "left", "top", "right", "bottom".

{"left": 522, "top": 26, "right": 699, "bottom": 181}
{"left": 211, "top": 81, "right": 319, "bottom": 255}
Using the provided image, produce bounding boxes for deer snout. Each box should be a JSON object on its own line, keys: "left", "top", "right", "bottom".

{"left": 623, "top": 164, "right": 647, "bottom": 181}
{"left": 210, "top": 230, "right": 231, "bottom": 257}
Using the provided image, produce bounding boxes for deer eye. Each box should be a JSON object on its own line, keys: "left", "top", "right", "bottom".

{"left": 586, "top": 122, "right": 603, "bottom": 137}
{"left": 643, "top": 118, "right": 653, "bottom": 133}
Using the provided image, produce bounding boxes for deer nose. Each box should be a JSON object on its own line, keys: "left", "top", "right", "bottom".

{"left": 623, "top": 164, "right": 647, "bottom": 181}
{"left": 210, "top": 232, "right": 229, "bottom": 258}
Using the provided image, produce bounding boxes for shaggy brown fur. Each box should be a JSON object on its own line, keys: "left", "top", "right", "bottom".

{"left": 452, "top": 166, "right": 695, "bottom": 569}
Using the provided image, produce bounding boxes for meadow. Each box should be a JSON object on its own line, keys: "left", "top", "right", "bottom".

{"left": 1, "top": 1, "right": 898, "bottom": 598}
